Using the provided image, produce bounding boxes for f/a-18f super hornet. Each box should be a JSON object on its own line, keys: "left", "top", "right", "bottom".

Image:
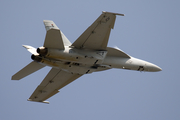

{"left": 12, "top": 11, "right": 161, "bottom": 103}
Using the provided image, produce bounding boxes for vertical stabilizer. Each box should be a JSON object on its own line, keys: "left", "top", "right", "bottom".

{"left": 43, "top": 20, "right": 71, "bottom": 47}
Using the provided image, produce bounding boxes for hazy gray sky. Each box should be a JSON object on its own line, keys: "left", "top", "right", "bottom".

{"left": 1, "top": 0, "right": 180, "bottom": 120}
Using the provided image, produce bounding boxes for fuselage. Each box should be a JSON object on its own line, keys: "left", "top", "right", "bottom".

{"left": 103, "top": 56, "right": 161, "bottom": 72}
{"left": 31, "top": 46, "right": 161, "bottom": 74}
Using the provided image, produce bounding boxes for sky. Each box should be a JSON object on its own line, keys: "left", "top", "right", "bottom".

{"left": 1, "top": 0, "right": 180, "bottom": 120}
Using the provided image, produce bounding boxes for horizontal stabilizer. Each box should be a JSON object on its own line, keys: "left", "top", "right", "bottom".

{"left": 22, "top": 45, "right": 38, "bottom": 55}
{"left": 12, "top": 61, "right": 45, "bottom": 80}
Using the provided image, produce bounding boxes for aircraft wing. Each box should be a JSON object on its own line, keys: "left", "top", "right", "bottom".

{"left": 72, "top": 11, "right": 124, "bottom": 50}
{"left": 28, "top": 68, "right": 82, "bottom": 103}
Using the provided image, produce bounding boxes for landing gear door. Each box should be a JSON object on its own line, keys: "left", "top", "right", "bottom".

{"left": 95, "top": 51, "right": 107, "bottom": 64}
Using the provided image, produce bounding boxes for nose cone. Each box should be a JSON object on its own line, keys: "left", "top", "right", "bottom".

{"left": 146, "top": 62, "right": 162, "bottom": 72}
{"left": 152, "top": 65, "right": 162, "bottom": 72}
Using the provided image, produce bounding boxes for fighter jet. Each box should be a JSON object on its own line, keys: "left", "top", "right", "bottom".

{"left": 12, "top": 11, "right": 162, "bottom": 103}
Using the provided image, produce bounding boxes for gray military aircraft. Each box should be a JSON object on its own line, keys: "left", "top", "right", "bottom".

{"left": 12, "top": 11, "right": 161, "bottom": 103}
